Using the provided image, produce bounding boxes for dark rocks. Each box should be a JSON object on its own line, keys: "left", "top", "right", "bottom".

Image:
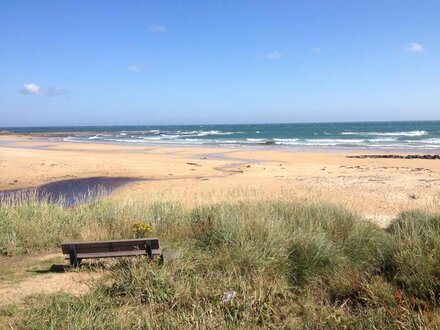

{"left": 347, "top": 154, "right": 440, "bottom": 160}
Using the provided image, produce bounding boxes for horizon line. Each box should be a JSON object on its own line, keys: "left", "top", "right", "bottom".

{"left": 2, "top": 119, "right": 440, "bottom": 129}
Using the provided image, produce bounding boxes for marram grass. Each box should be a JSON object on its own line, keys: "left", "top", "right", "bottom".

{"left": 1, "top": 195, "right": 440, "bottom": 329}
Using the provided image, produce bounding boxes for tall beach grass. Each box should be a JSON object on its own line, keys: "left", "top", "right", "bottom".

{"left": 1, "top": 193, "right": 440, "bottom": 328}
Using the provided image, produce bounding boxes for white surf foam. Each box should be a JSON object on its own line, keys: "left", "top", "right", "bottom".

{"left": 342, "top": 130, "right": 427, "bottom": 137}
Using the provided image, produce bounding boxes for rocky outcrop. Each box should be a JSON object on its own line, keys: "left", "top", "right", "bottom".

{"left": 347, "top": 154, "right": 440, "bottom": 160}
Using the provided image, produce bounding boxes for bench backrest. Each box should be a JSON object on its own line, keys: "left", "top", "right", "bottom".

{"left": 61, "top": 238, "right": 160, "bottom": 254}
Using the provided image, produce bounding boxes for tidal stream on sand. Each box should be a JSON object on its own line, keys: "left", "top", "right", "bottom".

{"left": 0, "top": 177, "right": 142, "bottom": 207}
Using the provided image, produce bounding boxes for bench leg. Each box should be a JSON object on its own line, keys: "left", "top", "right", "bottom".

{"left": 158, "top": 253, "right": 164, "bottom": 265}
{"left": 69, "top": 245, "right": 81, "bottom": 267}
{"left": 145, "top": 241, "right": 152, "bottom": 258}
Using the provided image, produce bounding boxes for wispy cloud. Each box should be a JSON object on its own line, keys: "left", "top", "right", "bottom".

{"left": 256, "top": 50, "right": 283, "bottom": 60}
{"left": 148, "top": 24, "right": 167, "bottom": 33}
{"left": 312, "top": 47, "right": 322, "bottom": 52}
{"left": 407, "top": 42, "right": 425, "bottom": 52}
{"left": 19, "top": 83, "right": 66, "bottom": 96}
{"left": 127, "top": 64, "right": 147, "bottom": 72}
{"left": 19, "top": 83, "right": 43, "bottom": 95}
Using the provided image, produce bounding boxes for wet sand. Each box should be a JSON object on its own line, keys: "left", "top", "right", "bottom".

{"left": 1, "top": 134, "right": 439, "bottom": 226}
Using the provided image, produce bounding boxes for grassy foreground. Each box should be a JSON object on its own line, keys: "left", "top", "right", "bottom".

{"left": 1, "top": 195, "right": 440, "bottom": 329}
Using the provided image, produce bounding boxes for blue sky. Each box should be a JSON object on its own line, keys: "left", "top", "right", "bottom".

{"left": 0, "top": 1, "right": 439, "bottom": 127}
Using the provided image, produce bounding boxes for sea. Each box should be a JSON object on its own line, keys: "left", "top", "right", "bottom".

{"left": 2, "top": 121, "right": 440, "bottom": 151}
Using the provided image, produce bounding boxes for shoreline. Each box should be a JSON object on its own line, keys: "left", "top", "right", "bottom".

{"left": 1, "top": 133, "right": 440, "bottom": 154}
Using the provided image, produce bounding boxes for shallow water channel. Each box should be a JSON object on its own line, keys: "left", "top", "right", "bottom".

{"left": 0, "top": 177, "right": 142, "bottom": 207}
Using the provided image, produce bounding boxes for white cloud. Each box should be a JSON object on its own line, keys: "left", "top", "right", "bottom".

{"left": 20, "top": 83, "right": 43, "bottom": 95}
{"left": 127, "top": 64, "right": 144, "bottom": 72}
{"left": 312, "top": 47, "right": 322, "bottom": 52}
{"left": 148, "top": 24, "right": 167, "bottom": 33}
{"left": 128, "top": 64, "right": 150, "bottom": 72}
{"left": 407, "top": 42, "right": 425, "bottom": 52}
{"left": 256, "top": 50, "right": 283, "bottom": 60}
{"left": 19, "top": 83, "right": 66, "bottom": 96}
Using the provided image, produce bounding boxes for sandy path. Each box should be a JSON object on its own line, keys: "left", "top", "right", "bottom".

{"left": 0, "top": 253, "right": 103, "bottom": 308}
{"left": 0, "top": 271, "right": 101, "bottom": 307}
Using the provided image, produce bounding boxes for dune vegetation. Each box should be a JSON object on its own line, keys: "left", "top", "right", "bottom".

{"left": 1, "top": 193, "right": 440, "bottom": 329}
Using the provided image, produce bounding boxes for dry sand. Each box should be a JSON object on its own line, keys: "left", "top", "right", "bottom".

{"left": 1, "top": 134, "right": 440, "bottom": 226}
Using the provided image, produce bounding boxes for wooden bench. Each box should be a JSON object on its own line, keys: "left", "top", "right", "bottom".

{"left": 61, "top": 238, "right": 162, "bottom": 266}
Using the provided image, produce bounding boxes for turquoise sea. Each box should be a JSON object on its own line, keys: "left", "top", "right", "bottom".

{"left": 2, "top": 121, "right": 440, "bottom": 151}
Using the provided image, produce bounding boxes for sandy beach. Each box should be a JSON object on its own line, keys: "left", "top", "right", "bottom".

{"left": 1, "top": 134, "right": 439, "bottom": 226}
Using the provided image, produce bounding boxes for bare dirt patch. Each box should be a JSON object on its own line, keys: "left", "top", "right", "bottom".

{"left": 0, "top": 271, "right": 102, "bottom": 307}
{"left": 0, "top": 254, "right": 103, "bottom": 307}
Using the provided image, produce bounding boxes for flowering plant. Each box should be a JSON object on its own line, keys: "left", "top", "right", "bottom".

{"left": 131, "top": 222, "right": 152, "bottom": 238}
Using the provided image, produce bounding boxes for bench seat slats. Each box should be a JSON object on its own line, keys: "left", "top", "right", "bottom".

{"left": 61, "top": 238, "right": 159, "bottom": 245}
{"left": 61, "top": 238, "right": 160, "bottom": 254}
{"left": 63, "top": 245, "right": 151, "bottom": 254}
{"left": 62, "top": 243, "right": 147, "bottom": 250}
{"left": 64, "top": 246, "right": 145, "bottom": 254}
{"left": 63, "top": 249, "right": 162, "bottom": 259}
